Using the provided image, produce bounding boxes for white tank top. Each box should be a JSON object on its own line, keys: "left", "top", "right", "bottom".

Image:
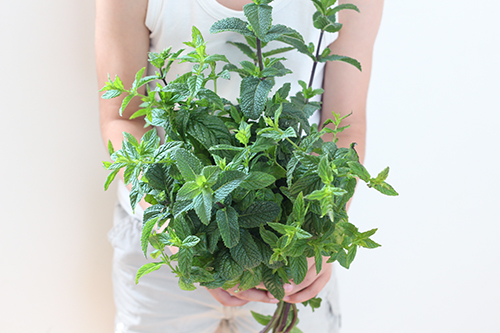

{"left": 120, "top": 0, "right": 339, "bottom": 219}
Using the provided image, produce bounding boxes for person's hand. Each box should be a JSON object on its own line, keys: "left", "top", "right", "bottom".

{"left": 225, "top": 257, "right": 332, "bottom": 304}
{"left": 205, "top": 287, "right": 251, "bottom": 307}
{"left": 278, "top": 257, "right": 332, "bottom": 303}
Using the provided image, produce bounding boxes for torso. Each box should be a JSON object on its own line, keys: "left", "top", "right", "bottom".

{"left": 215, "top": 0, "right": 253, "bottom": 11}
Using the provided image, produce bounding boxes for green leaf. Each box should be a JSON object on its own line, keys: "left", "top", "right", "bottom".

{"left": 141, "top": 218, "right": 158, "bottom": 257}
{"left": 177, "top": 181, "right": 202, "bottom": 201}
{"left": 347, "top": 161, "right": 370, "bottom": 182}
{"left": 120, "top": 94, "right": 134, "bottom": 116}
{"left": 193, "top": 192, "right": 212, "bottom": 225}
{"left": 260, "top": 225, "right": 279, "bottom": 247}
{"left": 319, "top": 54, "right": 362, "bottom": 71}
{"left": 318, "top": 156, "right": 334, "bottom": 184}
{"left": 251, "top": 311, "right": 272, "bottom": 326}
{"left": 216, "top": 206, "right": 240, "bottom": 248}
{"left": 262, "top": 46, "right": 294, "bottom": 58}
{"left": 239, "top": 201, "right": 280, "bottom": 228}
{"left": 230, "top": 229, "right": 262, "bottom": 269}
{"left": 178, "top": 277, "right": 197, "bottom": 291}
{"left": 239, "top": 265, "right": 263, "bottom": 291}
{"left": 373, "top": 182, "right": 399, "bottom": 196}
{"left": 302, "top": 296, "right": 322, "bottom": 312}
{"left": 328, "top": 3, "right": 360, "bottom": 15}
{"left": 290, "top": 255, "right": 308, "bottom": 284}
{"left": 210, "top": 17, "right": 254, "bottom": 36}
{"left": 104, "top": 169, "right": 119, "bottom": 191}
{"left": 262, "top": 266, "right": 284, "bottom": 300}
{"left": 228, "top": 41, "right": 256, "bottom": 60}
{"left": 174, "top": 148, "right": 203, "bottom": 181}
{"left": 244, "top": 3, "right": 273, "bottom": 39}
{"left": 182, "top": 235, "right": 200, "bottom": 248}
{"left": 218, "top": 250, "right": 244, "bottom": 280}
{"left": 292, "top": 192, "right": 306, "bottom": 224}
{"left": 102, "top": 89, "right": 122, "bottom": 99}
{"left": 240, "top": 77, "right": 274, "bottom": 119}
{"left": 135, "top": 262, "right": 162, "bottom": 284}
{"left": 241, "top": 171, "right": 276, "bottom": 190}
{"left": 178, "top": 247, "right": 194, "bottom": 277}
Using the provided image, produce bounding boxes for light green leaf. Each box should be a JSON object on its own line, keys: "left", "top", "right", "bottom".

{"left": 141, "top": 217, "right": 158, "bottom": 257}
{"left": 182, "top": 235, "right": 200, "bottom": 248}
{"left": 347, "top": 161, "right": 370, "bottom": 182}
{"left": 177, "top": 181, "right": 201, "bottom": 201}
{"left": 318, "top": 156, "right": 334, "bottom": 184}
{"left": 135, "top": 262, "right": 162, "bottom": 284}
{"left": 251, "top": 311, "right": 272, "bottom": 326}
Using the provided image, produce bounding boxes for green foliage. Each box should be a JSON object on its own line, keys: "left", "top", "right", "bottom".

{"left": 102, "top": 2, "right": 397, "bottom": 332}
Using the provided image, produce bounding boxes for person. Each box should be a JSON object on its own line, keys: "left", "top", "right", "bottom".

{"left": 96, "top": 0, "right": 383, "bottom": 332}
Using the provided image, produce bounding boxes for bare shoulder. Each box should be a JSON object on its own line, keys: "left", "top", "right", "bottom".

{"left": 337, "top": 0, "right": 384, "bottom": 44}
{"left": 95, "top": 0, "right": 150, "bottom": 79}
{"left": 95, "top": 0, "right": 150, "bottom": 120}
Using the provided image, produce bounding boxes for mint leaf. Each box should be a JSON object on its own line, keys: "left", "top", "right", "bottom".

{"left": 141, "top": 217, "right": 158, "bottom": 257}
{"left": 262, "top": 266, "right": 284, "bottom": 300}
{"left": 251, "top": 311, "right": 272, "bottom": 326}
{"left": 216, "top": 206, "right": 240, "bottom": 248}
{"left": 135, "top": 262, "right": 162, "bottom": 284}
{"left": 240, "top": 77, "right": 274, "bottom": 119}
{"left": 244, "top": 3, "right": 273, "bottom": 39}
{"left": 210, "top": 17, "right": 254, "bottom": 36}
{"left": 230, "top": 229, "right": 262, "bottom": 269}
{"left": 290, "top": 255, "right": 308, "bottom": 284}
{"left": 239, "top": 201, "right": 280, "bottom": 228}
{"left": 174, "top": 148, "right": 203, "bottom": 181}
{"left": 241, "top": 171, "right": 276, "bottom": 190}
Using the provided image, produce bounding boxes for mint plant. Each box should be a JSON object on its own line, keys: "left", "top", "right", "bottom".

{"left": 101, "top": 1, "right": 397, "bottom": 332}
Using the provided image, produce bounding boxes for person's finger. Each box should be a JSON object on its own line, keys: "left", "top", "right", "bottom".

{"left": 282, "top": 270, "right": 331, "bottom": 304}
{"left": 205, "top": 287, "right": 249, "bottom": 307}
{"left": 226, "top": 287, "right": 280, "bottom": 304}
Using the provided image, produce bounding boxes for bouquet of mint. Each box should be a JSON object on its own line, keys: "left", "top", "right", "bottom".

{"left": 101, "top": 0, "right": 397, "bottom": 332}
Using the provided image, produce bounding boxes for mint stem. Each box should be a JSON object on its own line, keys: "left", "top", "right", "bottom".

{"left": 307, "top": 30, "right": 324, "bottom": 89}
{"left": 256, "top": 38, "right": 264, "bottom": 72}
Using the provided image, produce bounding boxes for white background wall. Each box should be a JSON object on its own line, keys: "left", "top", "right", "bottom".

{"left": 0, "top": 0, "right": 498, "bottom": 332}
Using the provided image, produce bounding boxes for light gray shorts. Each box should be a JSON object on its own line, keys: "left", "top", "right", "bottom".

{"left": 108, "top": 203, "right": 341, "bottom": 333}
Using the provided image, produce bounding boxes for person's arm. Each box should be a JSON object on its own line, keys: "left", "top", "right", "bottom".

{"left": 226, "top": 0, "right": 384, "bottom": 304}
{"left": 96, "top": 0, "right": 151, "bottom": 210}
{"left": 96, "top": 0, "right": 259, "bottom": 307}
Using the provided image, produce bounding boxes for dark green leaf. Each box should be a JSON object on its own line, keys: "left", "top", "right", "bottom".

{"left": 241, "top": 171, "right": 276, "bottom": 190}
{"left": 174, "top": 148, "right": 203, "bottom": 181}
{"left": 216, "top": 206, "right": 240, "bottom": 248}
{"left": 244, "top": 3, "right": 273, "bottom": 39}
{"left": 240, "top": 77, "right": 274, "bottom": 119}
{"left": 290, "top": 255, "right": 308, "bottom": 284}
{"left": 319, "top": 54, "right": 362, "bottom": 71}
{"left": 230, "top": 229, "right": 262, "bottom": 269}
{"left": 262, "top": 266, "right": 284, "bottom": 300}
{"left": 210, "top": 17, "right": 254, "bottom": 36}
{"left": 239, "top": 201, "right": 280, "bottom": 228}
